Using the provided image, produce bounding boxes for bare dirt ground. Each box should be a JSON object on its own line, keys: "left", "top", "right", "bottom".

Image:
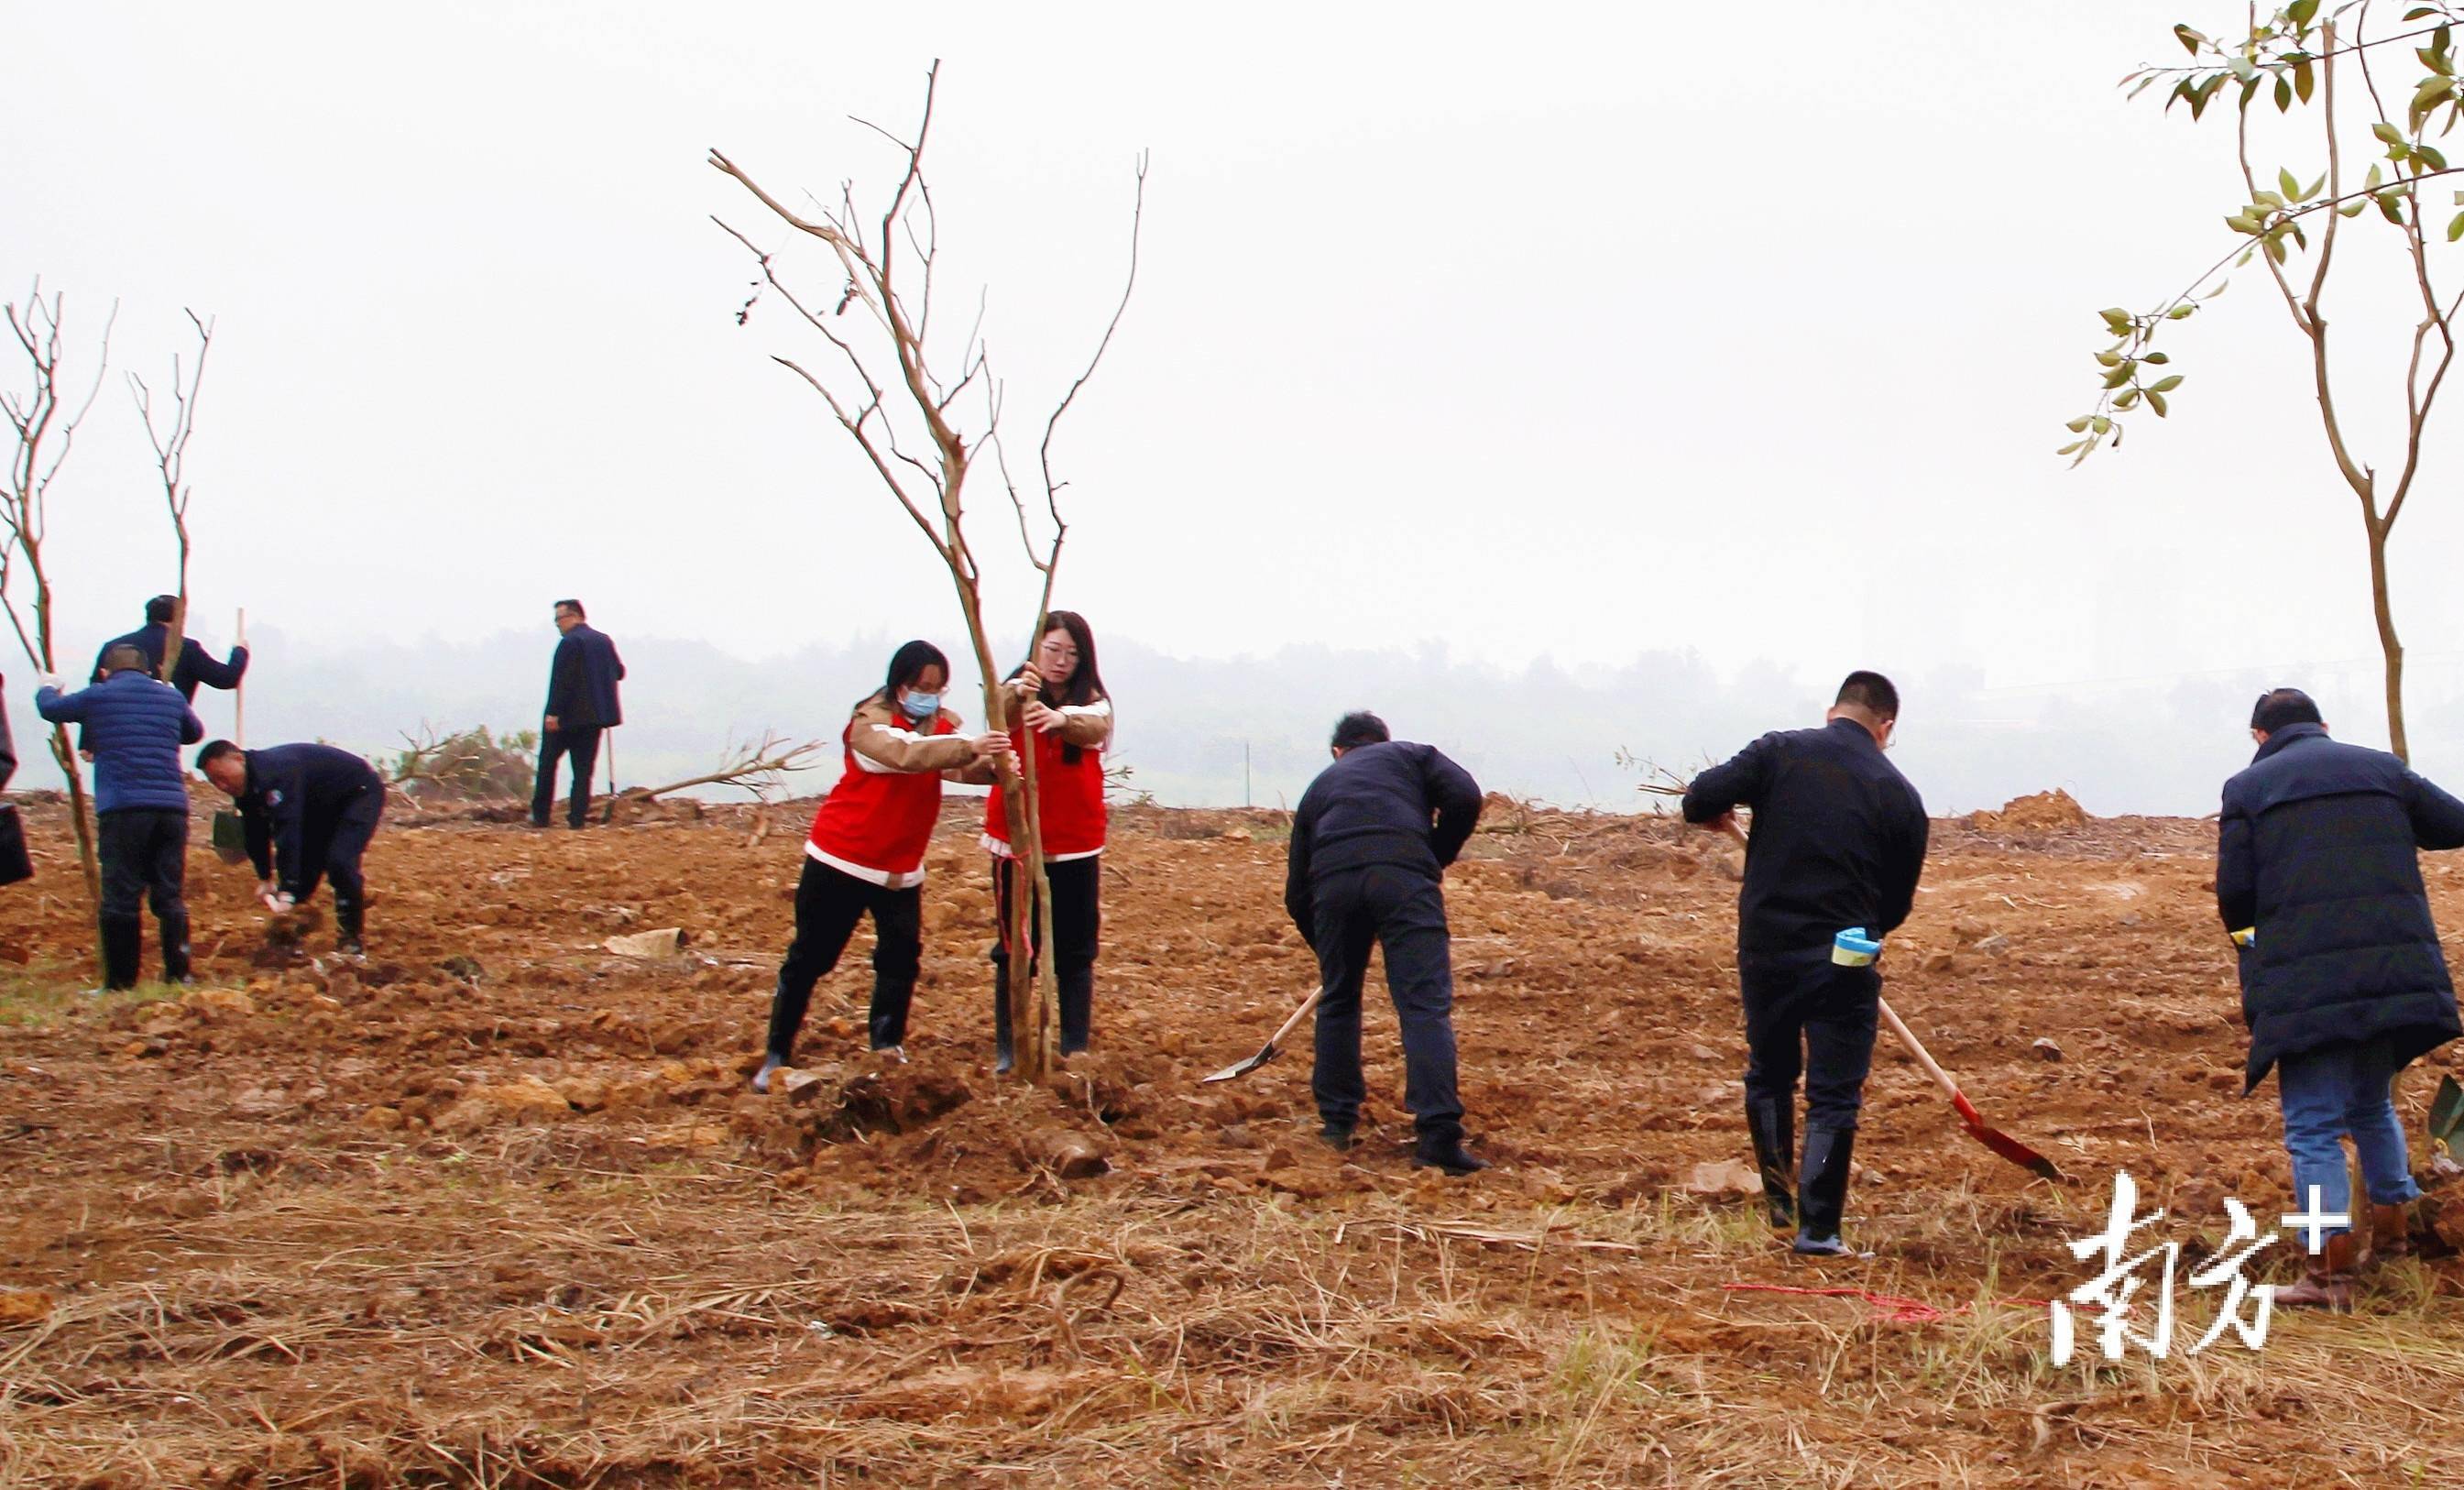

{"left": 7, "top": 789, "right": 2464, "bottom": 1486}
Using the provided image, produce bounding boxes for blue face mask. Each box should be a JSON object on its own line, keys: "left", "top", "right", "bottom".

{"left": 899, "top": 689, "right": 941, "bottom": 720}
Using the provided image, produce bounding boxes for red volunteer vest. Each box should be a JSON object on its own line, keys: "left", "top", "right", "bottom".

{"left": 806, "top": 708, "right": 958, "bottom": 881}
{"left": 984, "top": 707, "right": 1107, "bottom": 859}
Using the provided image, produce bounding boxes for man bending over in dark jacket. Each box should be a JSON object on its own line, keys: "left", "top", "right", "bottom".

{"left": 2220, "top": 687, "right": 2464, "bottom": 1311}
{"left": 1684, "top": 670, "right": 1929, "bottom": 1257}
{"left": 37, "top": 645, "right": 205, "bottom": 989}
{"left": 1285, "top": 711, "right": 1487, "bottom": 1175}
{"left": 198, "top": 740, "right": 386, "bottom": 956}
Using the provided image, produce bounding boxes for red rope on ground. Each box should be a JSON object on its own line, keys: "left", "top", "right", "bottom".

{"left": 1720, "top": 1282, "right": 2052, "bottom": 1325}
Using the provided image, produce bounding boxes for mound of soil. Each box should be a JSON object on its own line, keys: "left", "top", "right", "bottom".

{"left": 1966, "top": 787, "right": 2089, "bottom": 832}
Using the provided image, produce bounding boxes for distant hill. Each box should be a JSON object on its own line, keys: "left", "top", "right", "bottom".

{"left": 12, "top": 626, "right": 2460, "bottom": 816}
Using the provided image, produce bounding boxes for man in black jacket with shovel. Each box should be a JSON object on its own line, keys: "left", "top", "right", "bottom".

{"left": 1285, "top": 711, "right": 1487, "bottom": 1175}
{"left": 1684, "top": 671, "right": 1929, "bottom": 1257}
{"left": 2219, "top": 687, "right": 2464, "bottom": 1310}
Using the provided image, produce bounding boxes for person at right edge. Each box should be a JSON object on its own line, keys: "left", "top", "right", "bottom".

{"left": 532, "top": 598, "right": 625, "bottom": 829}
{"left": 2219, "top": 687, "right": 2464, "bottom": 1312}
{"left": 1683, "top": 671, "right": 1928, "bottom": 1258}
{"left": 1284, "top": 711, "right": 1487, "bottom": 1176}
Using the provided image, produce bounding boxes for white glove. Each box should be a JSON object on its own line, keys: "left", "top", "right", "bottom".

{"left": 36, "top": 673, "right": 63, "bottom": 692}
{"left": 262, "top": 890, "right": 296, "bottom": 914}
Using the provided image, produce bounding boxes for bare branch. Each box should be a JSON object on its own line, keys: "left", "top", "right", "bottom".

{"left": 619, "top": 732, "right": 826, "bottom": 801}
{"left": 1038, "top": 152, "right": 1148, "bottom": 525}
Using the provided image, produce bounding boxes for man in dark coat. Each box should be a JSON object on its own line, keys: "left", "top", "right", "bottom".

{"left": 36, "top": 646, "right": 206, "bottom": 988}
{"left": 1683, "top": 671, "right": 1929, "bottom": 1257}
{"left": 2218, "top": 687, "right": 2464, "bottom": 1309}
{"left": 1284, "top": 711, "right": 1487, "bottom": 1175}
{"left": 531, "top": 598, "right": 625, "bottom": 829}
{"left": 198, "top": 740, "right": 387, "bottom": 956}
{"left": 91, "top": 595, "right": 248, "bottom": 702}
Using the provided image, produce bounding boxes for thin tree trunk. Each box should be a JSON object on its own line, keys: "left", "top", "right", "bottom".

{"left": 30, "top": 573, "right": 101, "bottom": 909}
{"left": 159, "top": 594, "right": 185, "bottom": 687}
{"left": 2367, "top": 516, "right": 2409, "bottom": 761}
{"left": 46, "top": 727, "right": 100, "bottom": 906}
{"left": 950, "top": 567, "right": 1052, "bottom": 1083}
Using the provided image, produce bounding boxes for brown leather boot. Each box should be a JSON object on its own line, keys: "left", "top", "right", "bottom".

{"left": 2276, "top": 1232, "right": 2358, "bottom": 1312}
{"left": 2366, "top": 1201, "right": 2420, "bottom": 1268}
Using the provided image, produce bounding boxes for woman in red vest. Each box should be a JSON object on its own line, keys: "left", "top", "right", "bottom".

{"left": 983, "top": 610, "right": 1114, "bottom": 1071}
{"left": 753, "top": 641, "right": 1009, "bottom": 1090}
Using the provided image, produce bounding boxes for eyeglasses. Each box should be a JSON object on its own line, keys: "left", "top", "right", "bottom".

{"left": 1038, "top": 641, "right": 1079, "bottom": 661}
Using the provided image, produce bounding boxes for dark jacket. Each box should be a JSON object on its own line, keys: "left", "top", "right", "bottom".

{"left": 545, "top": 624, "right": 625, "bottom": 729}
{"left": 1285, "top": 741, "right": 1483, "bottom": 940}
{"left": 2218, "top": 722, "right": 2464, "bottom": 1092}
{"left": 92, "top": 623, "right": 248, "bottom": 702}
{"left": 0, "top": 676, "right": 16, "bottom": 791}
{"left": 34, "top": 671, "right": 203, "bottom": 815}
{"left": 233, "top": 743, "right": 384, "bottom": 893}
{"left": 1683, "top": 718, "right": 1930, "bottom": 956}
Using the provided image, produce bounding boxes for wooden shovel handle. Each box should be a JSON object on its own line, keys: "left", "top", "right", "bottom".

{"left": 1266, "top": 986, "right": 1325, "bottom": 1050}
{"left": 1877, "top": 996, "right": 1962, "bottom": 1106}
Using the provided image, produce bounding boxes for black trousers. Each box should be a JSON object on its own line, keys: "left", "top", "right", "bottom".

{"left": 1309, "top": 864, "right": 1464, "bottom": 1140}
{"left": 531, "top": 725, "right": 603, "bottom": 827}
{"left": 98, "top": 809, "right": 187, "bottom": 924}
{"left": 990, "top": 854, "right": 1101, "bottom": 1055}
{"left": 766, "top": 857, "right": 924, "bottom": 1057}
{"left": 98, "top": 809, "right": 189, "bottom": 985}
{"left": 1739, "top": 950, "right": 1880, "bottom": 1132}
{"left": 292, "top": 785, "right": 385, "bottom": 937}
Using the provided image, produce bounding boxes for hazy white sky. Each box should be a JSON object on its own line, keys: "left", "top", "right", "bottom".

{"left": 10, "top": 2, "right": 2464, "bottom": 776}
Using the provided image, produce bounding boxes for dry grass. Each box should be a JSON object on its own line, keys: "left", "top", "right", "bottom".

{"left": 8, "top": 1124, "right": 2464, "bottom": 1487}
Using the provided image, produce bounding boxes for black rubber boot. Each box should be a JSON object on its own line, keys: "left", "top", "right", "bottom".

{"left": 334, "top": 893, "right": 366, "bottom": 956}
{"left": 1413, "top": 1127, "right": 1490, "bottom": 1177}
{"left": 1793, "top": 1125, "right": 1857, "bottom": 1256}
{"left": 99, "top": 915, "right": 143, "bottom": 992}
{"left": 1319, "top": 1120, "right": 1354, "bottom": 1152}
{"left": 1057, "top": 966, "right": 1093, "bottom": 1056}
{"left": 159, "top": 912, "right": 192, "bottom": 984}
{"left": 755, "top": 979, "right": 800, "bottom": 1091}
{"left": 1746, "top": 1095, "right": 1796, "bottom": 1235}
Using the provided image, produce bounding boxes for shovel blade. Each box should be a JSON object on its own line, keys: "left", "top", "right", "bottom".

{"left": 1961, "top": 1119, "right": 2064, "bottom": 1182}
{"left": 1200, "top": 1040, "right": 1281, "bottom": 1084}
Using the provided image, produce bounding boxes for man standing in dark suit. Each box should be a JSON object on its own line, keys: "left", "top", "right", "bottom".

{"left": 91, "top": 595, "right": 248, "bottom": 702}
{"left": 532, "top": 598, "right": 625, "bottom": 829}
{"left": 1284, "top": 710, "right": 1487, "bottom": 1175}
{"left": 1683, "top": 671, "right": 1929, "bottom": 1257}
{"left": 2219, "top": 687, "right": 2464, "bottom": 1311}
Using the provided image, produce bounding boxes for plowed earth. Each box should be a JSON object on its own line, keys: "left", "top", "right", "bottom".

{"left": 6, "top": 794, "right": 2464, "bottom": 1486}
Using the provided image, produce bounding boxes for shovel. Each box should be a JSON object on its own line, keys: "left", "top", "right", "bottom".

{"left": 1714, "top": 817, "right": 2061, "bottom": 1182}
{"left": 1201, "top": 986, "right": 1325, "bottom": 1083}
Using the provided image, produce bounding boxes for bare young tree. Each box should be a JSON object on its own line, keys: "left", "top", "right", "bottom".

{"left": 2, "top": 280, "right": 116, "bottom": 907}
{"left": 2067, "top": 0, "right": 2464, "bottom": 761}
{"left": 128, "top": 310, "right": 214, "bottom": 684}
{"left": 710, "top": 61, "right": 1143, "bottom": 1082}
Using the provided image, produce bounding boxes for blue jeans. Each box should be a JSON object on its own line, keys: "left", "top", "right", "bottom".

{"left": 2278, "top": 1039, "right": 2422, "bottom": 1238}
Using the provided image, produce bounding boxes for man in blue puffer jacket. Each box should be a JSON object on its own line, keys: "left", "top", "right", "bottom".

{"left": 2220, "top": 686, "right": 2464, "bottom": 1310}
{"left": 35, "top": 644, "right": 206, "bottom": 989}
